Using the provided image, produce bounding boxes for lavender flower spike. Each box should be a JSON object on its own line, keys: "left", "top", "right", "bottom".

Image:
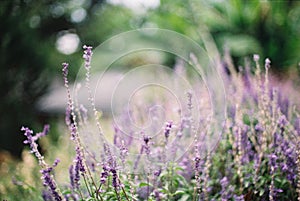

{"left": 41, "top": 160, "right": 63, "bottom": 201}
{"left": 83, "top": 45, "right": 93, "bottom": 70}
{"left": 21, "top": 126, "right": 63, "bottom": 201}
{"left": 164, "top": 121, "right": 173, "bottom": 139}
{"left": 34, "top": 124, "right": 50, "bottom": 141}
{"left": 62, "top": 62, "right": 69, "bottom": 87}
{"left": 22, "top": 126, "right": 47, "bottom": 166}
{"left": 100, "top": 164, "right": 110, "bottom": 184}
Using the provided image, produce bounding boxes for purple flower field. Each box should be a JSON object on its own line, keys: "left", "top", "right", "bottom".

{"left": 17, "top": 46, "right": 300, "bottom": 201}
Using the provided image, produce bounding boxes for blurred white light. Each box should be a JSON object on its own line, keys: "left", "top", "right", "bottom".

{"left": 71, "top": 8, "right": 87, "bottom": 23}
{"left": 56, "top": 33, "right": 80, "bottom": 55}
{"left": 108, "top": 0, "right": 160, "bottom": 13}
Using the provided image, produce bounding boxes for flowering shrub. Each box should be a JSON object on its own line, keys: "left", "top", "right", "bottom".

{"left": 21, "top": 45, "right": 300, "bottom": 201}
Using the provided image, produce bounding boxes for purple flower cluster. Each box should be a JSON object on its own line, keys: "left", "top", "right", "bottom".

{"left": 99, "top": 163, "right": 120, "bottom": 191}
{"left": 62, "top": 62, "right": 69, "bottom": 90}
{"left": 22, "top": 125, "right": 49, "bottom": 151}
{"left": 21, "top": 47, "right": 300, "bottom": 201}
{"left": 69, "top": 146, "right": 86, "bottom": 191}
{"left": 220, "top": 176, "right": 234, "bottom": 200}
{"left": 40, "top": 159, "right": 62, "bottom": 201}
{"left": 143, "top": 135, "right": 151, "bottom": 156}
{"left": 83, "top": 45, "right": 93, "bottom": 70}
{"left": 154, "top": 189, "right": 163, "bottom": 201}
{"left": 100, "top": 163, "right": 110, "bottom": 184}
{"left": 164, "top": 121, "right": 173, "bottom": 139}
{"left": 21, "top": 126, "right": 63, "bottom": 201}
{"left": 21, "top": 125, "right": 50, "bottom": 165}
{"left": 277, "top": 133, "right": 297, "bottom": 186}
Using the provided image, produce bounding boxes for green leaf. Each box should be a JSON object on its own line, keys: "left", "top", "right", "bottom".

{"left": 178, "top": 194, "right": 190, "bottom": 201}
{"left": 259, "top": 189, "right": 265, "bottom": 196}
{"left": 174, "top": 166, "right": 184, "bottom": 171}
{"left": 174, "top": 190, "right": 186, "bottom": 195}
{"left": 62, "top": 190, "right": 72, "bottom": 195}
{"left": 139, "top": 182, "right": 153, "bottom": 187}
{"left": 245, "top": 181, "right": 250, "bottom": 188}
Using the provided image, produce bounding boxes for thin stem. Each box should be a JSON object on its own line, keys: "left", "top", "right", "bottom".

{"left": 83, "top": 174, "right": 92, "bottom": 197}
{"left": 120, "top": 184, "right": 130, "bottom": 201}
{"left": 114, "top": 188, "right": 121, "bottom": 201}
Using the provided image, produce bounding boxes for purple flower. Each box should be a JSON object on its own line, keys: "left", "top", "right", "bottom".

{"left": 153, "top": 169, "right": 161, "bottom": 177}
{"left": 40, "top": 160, "right": 62, "bottom": 201}
{"left": 187, "top": 91, "right": 193, "bottom": 110}
{"left": 220, "top": 176, "right": 234, "bottom": 200}
{"left": 21, "top": 126, "right": 49, "bottom": 163}
{"left": 62, "top": 62, "right": 69, "bottom": 87}
{"left": 69, "top": 165, "right": 76, "bottom": 189}
{"left": 110, "top": 168, "right": 119, "bottom": 189}
{"left": 70, "top": 123, "right": 76, "bottom": 141}
{"left": 277, "top": 92, "right": 289, "bottom": 117}
{"left": 73, "top": 161, "right": 80, "bottom": 189}
{"left": 22, "top": 126, "right": 34, "bottom": 146}
{"left": 113, "top": 124, "right": 120, "bottom": 146}
{"left": 178, "top": 157, "right": 193, "bottom": 180}
{"left": 143, "top": 135, "right": 151, "bottom": 155}
{"left": 83, "top": 45, "right": 93, "bottom": 70}
{"left": 35, "top": 124, "right": 50, "bottom": 140}
{"left": 239, "top": 125, "right": 253, "bottom": 164}
{"left": 62, "top": 62, "right": 69, "bottom": 77}
{"left": 21, "top": 126, "right": 63, "bottom": 200}
{"left": 53, "top": 159, "right": 60, "bottom": 167}
{"left": 70, "top": 146, "right": 86, "bottom": 190}
{"left": 220, "top": 177, "right": 229, "bottom": 188}
{"left": 154, "top": 189, "right": 163, "bottom": 201}
{"left": 268, "top": 153, "right": 278, "bottom": 172}
{"left": 164, "top": 121, "right": 173, "bottom": 139}
{"left": 100, "top": 164, "right": 110, "bottom": 184}
{"left": 65, "top": 107, "right": 71, "bottom": 127}
{"left": 277, "top": 115, "right": 287, "bottom": 129}
{"left": 254, "top": 123, "right": 264, "bottom": 132}
{"left": 143, "top": 135, "right": 150, "bottom": 145}
{"left": 233, "top": 194, "right": 244, "bottom": 201}
{"left": 279, "top": 138, "right": 297, "bottom": 185}
{"left": 75, "top": 147, "right": 85, "bottom": 172}
{"left": 22, "top": 124, "right": 49, "bottom": 145}
{"left": 42, "top": 190, "right": 52, "bottom": 201}
{"left": 119, "top": 140, "right": 128, "bottom": 165}
{"left": 194, "top": 156, "right": 201, "bottom": 171}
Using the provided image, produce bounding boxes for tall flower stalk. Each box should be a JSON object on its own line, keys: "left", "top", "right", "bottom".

{"left": 62, "top": 62, "right": 99, "bottom": 199}
{"left": 21, "top": 126, "right": 64, "bottom": 201}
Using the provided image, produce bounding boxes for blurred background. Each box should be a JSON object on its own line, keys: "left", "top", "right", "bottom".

{"left": 0, "top": 0, "right": 300, "bottom": 159}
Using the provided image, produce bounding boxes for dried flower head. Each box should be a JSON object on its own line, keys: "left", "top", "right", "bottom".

{"left": 253, "top": 54, "right": 260, "bottom": 62}
{"left": 265, "top": 58, "right": 271, "bottom": 69}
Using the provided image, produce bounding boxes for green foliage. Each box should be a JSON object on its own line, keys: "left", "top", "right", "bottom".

{"left": 144, "top": 0, "right": 300, "bottom": 71}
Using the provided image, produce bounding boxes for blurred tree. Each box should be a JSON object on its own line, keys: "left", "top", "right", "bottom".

{"left": 0, "top": 0, "right": 52, "bottom": 157}
{"left": 144, "top": 0, "right": 300, "bottom": 73}
{"left": 0, "top": 0, "right": 107, "bottom": 157}
{"left": 200, "top": 0, "right": 300, "bottom": 73}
